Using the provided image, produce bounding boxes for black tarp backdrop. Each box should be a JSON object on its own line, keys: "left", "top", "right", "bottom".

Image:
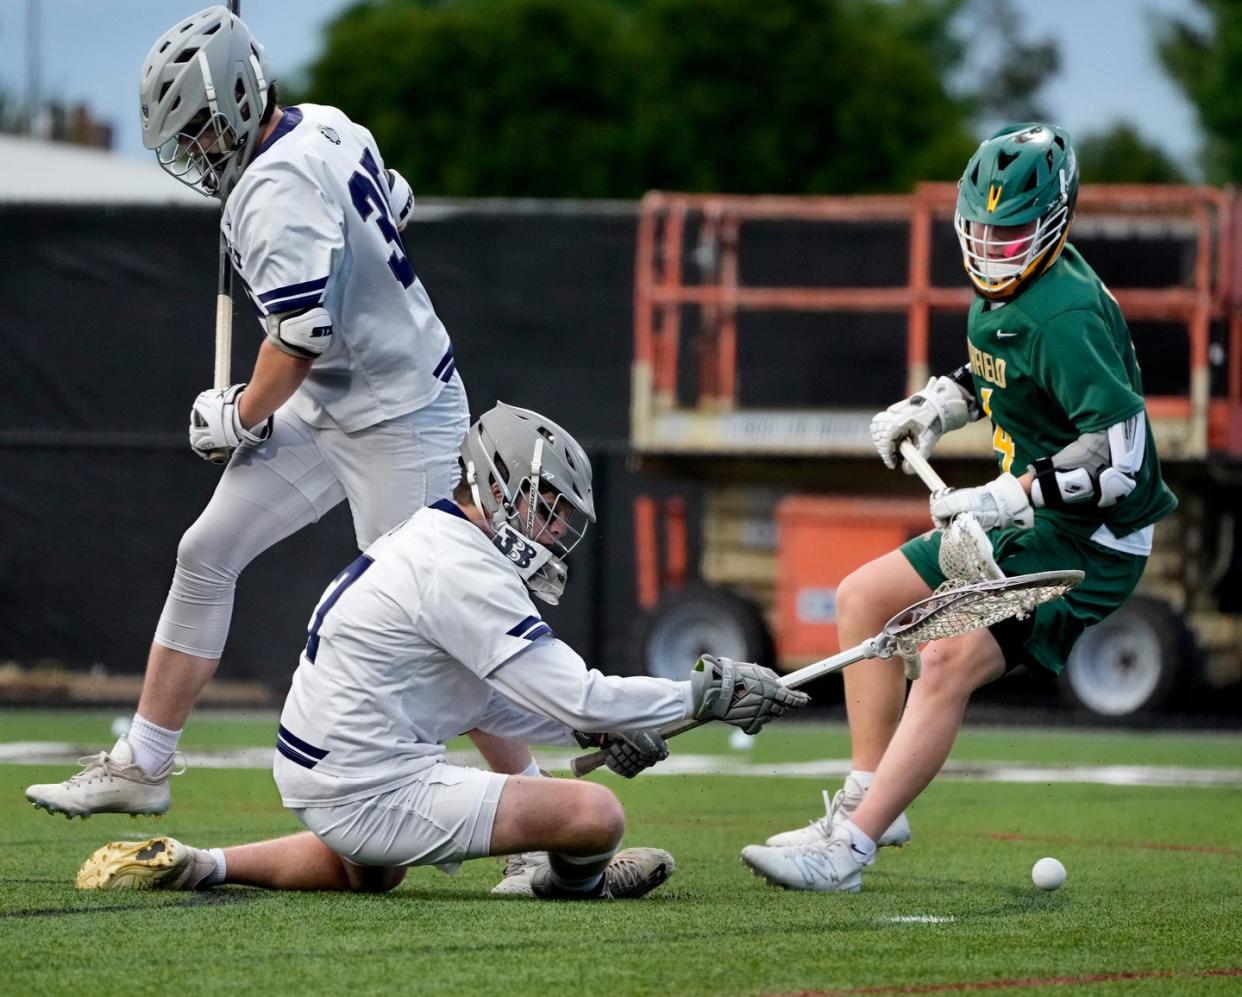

{"left": 0, "top": 202, "right": 1209, "bottom": 689}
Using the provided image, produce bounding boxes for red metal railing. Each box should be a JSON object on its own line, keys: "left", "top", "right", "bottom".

{"left": 632, "top": 185, "right": 1242, "bottom": 457}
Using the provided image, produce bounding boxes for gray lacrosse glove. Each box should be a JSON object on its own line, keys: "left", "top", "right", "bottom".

{"left": 573, "top": 730, "right": 669, "bottom": 778}
{"left": 689, "top": 654, "right": 810, "bottom": 735}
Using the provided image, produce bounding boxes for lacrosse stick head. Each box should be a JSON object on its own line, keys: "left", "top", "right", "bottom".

{"left": 882, "top": 569, "right": 1084, "bottom": 648}
{"left": 939, "top": 513, "right": 1004, "bottom": 582}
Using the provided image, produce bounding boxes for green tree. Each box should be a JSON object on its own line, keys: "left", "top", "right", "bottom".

{"left": 304, "top": 0, "right": 639, "bottom": 197}
{"left": 1076, "top": 123, "right": 1186, "bottom": 184}
{"left": 632, "top": 0, "right": 974, "bottom": 193}
{"left": 960, "top": 0, "right": 1061, "bottom": 123}
{"left": 301, "top": 0, "right": 1007, "bottom": 196}
{"left": 1155, "top": 0, "right": 1242, "bottom": 182}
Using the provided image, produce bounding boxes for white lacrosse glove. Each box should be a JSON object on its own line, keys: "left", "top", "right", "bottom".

{"left": 930, "top": 473, "right": 1034, "bottom": 531}
{"left": 870, "top": 376, "right": 977, "bottom": 473}
{"left": 188, "top": 383, "right": 272, "bottom": 464}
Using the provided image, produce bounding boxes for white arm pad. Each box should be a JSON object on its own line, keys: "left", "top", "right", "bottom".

{"left": 1031, "top": 412, "right": 1145, "bottom": 510}
{"left": 264, "top": 305, "right": 334, "bottom": 359}
{"left": 487, "top": 637, "right": 693, "bottom": 734}
{"left": 385, "top": 168, "right": 415, "bottom": 231}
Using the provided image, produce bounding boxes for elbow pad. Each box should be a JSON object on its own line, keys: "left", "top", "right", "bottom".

{"left": 386, "top": 168, "right": 415, "bottom": 231}
{"left": 264, "top": 305, "right": 334, "bottom": 359}
{"left": 1030, "top": 413, "right": 1145, "bottom": 510}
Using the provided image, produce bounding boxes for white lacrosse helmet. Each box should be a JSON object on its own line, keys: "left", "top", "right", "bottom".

{"left": 139, "top": 5, "right": 272, "bottom": 199}
{"left": 461, "top": 403, "right": 596, "bottom": 605}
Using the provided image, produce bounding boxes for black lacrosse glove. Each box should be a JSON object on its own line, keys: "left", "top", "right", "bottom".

{"left": 573, "top": 729, "right": 669, "bottom": 779}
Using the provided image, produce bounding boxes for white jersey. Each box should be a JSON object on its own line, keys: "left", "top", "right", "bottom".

{"left": 275, "top": 501, "right": 692, "bottom": 808}
{"left": 222, "top": 103, "right": 456, "bottom": 433}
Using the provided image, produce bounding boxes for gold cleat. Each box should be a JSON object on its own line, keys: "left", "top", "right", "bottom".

{"left": 75, "top": 837, "right": 214, "bottom": 891}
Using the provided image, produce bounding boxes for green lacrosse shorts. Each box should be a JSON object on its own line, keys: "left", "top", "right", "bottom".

{"left": 899, "top": 518, "right": 1149, "bottom": 675}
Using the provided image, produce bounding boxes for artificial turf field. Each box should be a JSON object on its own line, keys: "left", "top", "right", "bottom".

{"left": 3, "top": 711, "right": 1241, "bottom": 995}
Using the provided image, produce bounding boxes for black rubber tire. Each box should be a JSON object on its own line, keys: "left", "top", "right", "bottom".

{"left": 1059, "top": 595, "right": 1199, "bottom": 719}
{"left": 632, "top": 585, "right": 775, "bottom": 682}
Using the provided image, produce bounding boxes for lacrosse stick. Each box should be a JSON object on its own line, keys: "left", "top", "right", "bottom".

{"left": 569, "top": 568, "right": 1083, "bottom": 777}
{"left": 898, "top": 439, "right": 1004, "bottom": 583}
{"left": 205, "top": 0, "right": 242, "bottom": 465}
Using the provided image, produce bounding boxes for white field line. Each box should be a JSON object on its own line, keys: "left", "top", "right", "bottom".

{"left": 5, "top": 741, "right": 1242, "bottom": 787}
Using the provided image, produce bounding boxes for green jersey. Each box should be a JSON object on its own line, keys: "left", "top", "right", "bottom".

{"left": 964, "top": 243, "right": 1177, "bottom": 540}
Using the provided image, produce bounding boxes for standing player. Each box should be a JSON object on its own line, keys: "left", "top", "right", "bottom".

{"left": 75, "top": 405, "right": 809, "bottom": 899}
{"left": 741, "top": 123, "right": 1178, "bottom": 891}
{"left": 25, "top": 6, "right": 536, "bottom": 832}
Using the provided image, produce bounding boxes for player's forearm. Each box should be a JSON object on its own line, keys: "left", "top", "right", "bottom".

{"left": 238, "top": 339, "right": 314, "bottom": 429}
{"left": 488, "top": 640, "right": 693, "bottom": 734}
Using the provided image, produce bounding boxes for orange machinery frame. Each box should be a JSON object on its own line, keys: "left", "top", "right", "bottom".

{"left": 630, "top": 184, "right": 1242, "bottom": 609}
{"left": 631, "top": 184, "right": 1242, "bottom": 459}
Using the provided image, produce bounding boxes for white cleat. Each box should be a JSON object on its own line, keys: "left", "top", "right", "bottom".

{"left": 491, "top": 850, "right": 549, "bottom": 896}
{"left": 742, "top": 826, "right": 871, "bottom": 892}
{"left": 75, "top": 836, "right": 216, "bottom": 891}
{"left": 25, "top": 739, "right": 184, "bottom": 818}
{"left": 763, "top": 776, "right": 911, "bottom": 849}
{"left": 531, "top": 847, "right": 676, "bottom": 900}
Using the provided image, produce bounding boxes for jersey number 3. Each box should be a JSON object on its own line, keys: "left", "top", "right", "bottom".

{"left": 348, "top": 148, "right": 415, "bottom": 289}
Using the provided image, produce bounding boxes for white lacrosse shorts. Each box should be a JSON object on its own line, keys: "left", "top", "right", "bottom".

{"left": 289, "top": 763, "right": 507, "bottom": 870}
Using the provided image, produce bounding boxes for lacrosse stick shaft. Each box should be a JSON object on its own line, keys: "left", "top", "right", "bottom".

{"left": 208, "top": 1, "right": 237, "bottom": 461}
{"left": 218, "top": 0, "right": 240, "bottom": 391}
{"left": 898, "top": 439, "right": 947, "bottom": 492}
{"left": 214, "top": 257, "right": 233, "bottom": 391}
{"left": 204, "top": 0, "right": 241, "bottom": 462}
{"left": 568, "top": 643, "right": 876, "bottom": 777}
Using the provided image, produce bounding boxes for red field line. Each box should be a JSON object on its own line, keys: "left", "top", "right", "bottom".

{"left": 969, "top": 831, "right": 1242, "bottom": 857}
{"left": 769, "top": 966, "right": 1242, "bottom": 995}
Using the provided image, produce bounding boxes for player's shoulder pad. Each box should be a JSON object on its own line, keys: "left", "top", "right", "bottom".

{"left": 265, "top": 306, "right": 333, "bottom": 359}
{"left": 386, "top": 169, "right": 415, "bottom": 230}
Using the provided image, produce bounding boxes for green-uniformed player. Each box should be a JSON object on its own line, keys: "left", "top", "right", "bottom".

{"left": 742, "top": 122, "right": 1178, "bottom": 892}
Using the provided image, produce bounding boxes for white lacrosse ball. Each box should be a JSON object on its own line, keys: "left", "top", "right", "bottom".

{"left": 728, "top": 728, "right": 756, "bottom": 750}
{"left": 1031, "top": 856, "right": 1066, "bottom": 891}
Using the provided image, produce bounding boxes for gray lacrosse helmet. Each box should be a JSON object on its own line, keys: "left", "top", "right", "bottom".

{"left": 139, "top": 5, "right": 271, "bottom": 199}
{"left": 461, "top": 402, "right": 596, "bottom": 605}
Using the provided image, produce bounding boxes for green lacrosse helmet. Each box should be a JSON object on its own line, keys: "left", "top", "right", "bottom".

{"left": 954, "top": 122, "right": 1079, "bottom": 301}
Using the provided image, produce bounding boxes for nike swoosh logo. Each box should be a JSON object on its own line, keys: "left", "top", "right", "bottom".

{"left": 996, "top": 330, "right": 1019, "bottom": 338}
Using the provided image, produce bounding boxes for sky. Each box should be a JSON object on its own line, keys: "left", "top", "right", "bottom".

{"left": 0, "top": 0, "right": 1210, "bottom": 178}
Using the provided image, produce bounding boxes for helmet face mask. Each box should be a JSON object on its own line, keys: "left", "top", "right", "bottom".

{"left": 154, "top": 108, "right": 240, "bottom": 196}
{"left": 954, "top": 122, "right": 1078, "bottom": 301}
{"left": 521, "top": 482, "right": 590, "bottom": 560}
{"left": 461, "top": 403, "right": 596, "bottom": 605}
{"left": 139, "top": 6, "right": 271, "bottom": 200}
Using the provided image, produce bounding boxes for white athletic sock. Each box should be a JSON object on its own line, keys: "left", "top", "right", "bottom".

{"left": 842, "top": 819, "right": 877, "bottom": 862}
{"left": 206, "top": 848, "right": 227, "bottom": 887}
{"left": 127, "top": 713, "right": 181, "bottom": 777}
{"left": 519, "top": 759, "right": 541, "bottom": 777}
{"left": 848, "top": 770, "right": 875, "bottom": 790}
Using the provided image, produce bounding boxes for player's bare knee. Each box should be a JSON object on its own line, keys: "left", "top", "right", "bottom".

{"left": 913, "top": 642, "right": 989, "bottom": 700}
{"left": 836, "top": 566, "right": 882, "bottom": 627}
{"left": 577, "top": 783, "right": 625, "bottom": 849}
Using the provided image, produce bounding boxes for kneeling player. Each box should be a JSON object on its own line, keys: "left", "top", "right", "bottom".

{"left": 76, "top": 404, "right": 807, "bottom": 900}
